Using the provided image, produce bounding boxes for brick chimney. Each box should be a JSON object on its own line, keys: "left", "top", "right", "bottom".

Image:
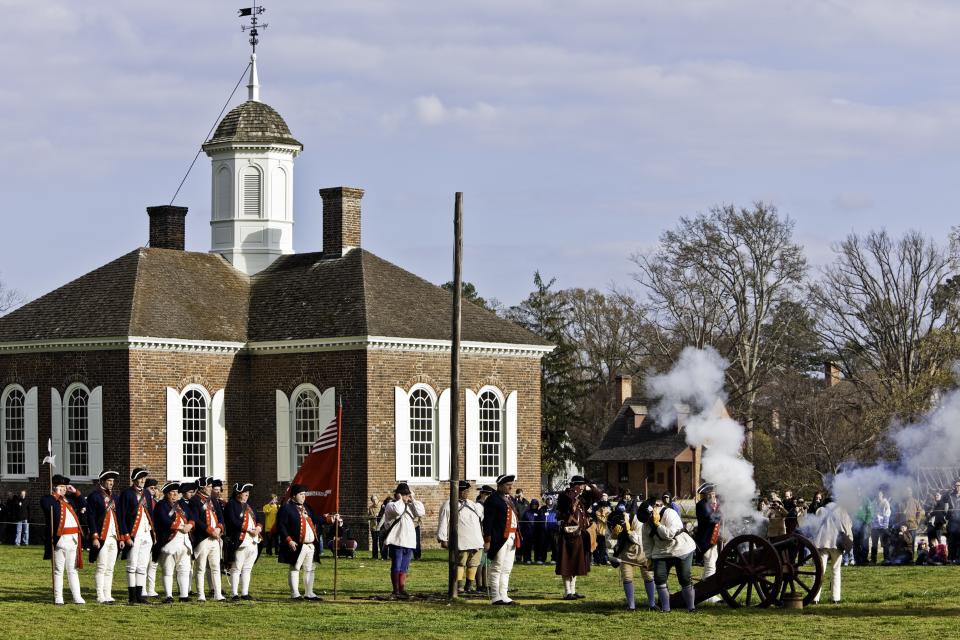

{"left": 319, "top": 187, "right": 364, "bottom": 257}
{"left": 824, "top": 361, "right": 841, "bottom": 388}
{"left": 147, "top": 205, "right": 187, "bottom": 250}
{"left": 615, "top": 374, "right": 632, "bottom": 407}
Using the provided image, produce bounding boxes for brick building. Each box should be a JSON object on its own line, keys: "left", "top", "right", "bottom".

{"left": 0, "top": 56, "right": 550, "bottom": 540}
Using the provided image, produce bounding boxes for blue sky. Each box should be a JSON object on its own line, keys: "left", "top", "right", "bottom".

{"left": 4, "top": 1, "right": 960, "bottom": 308}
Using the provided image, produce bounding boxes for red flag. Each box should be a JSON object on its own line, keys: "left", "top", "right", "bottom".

{"left": 289, "top": 398, "right": 342, "bottom": 517}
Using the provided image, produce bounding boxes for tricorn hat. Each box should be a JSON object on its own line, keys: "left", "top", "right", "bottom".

{"left": 98, "top": 470, "right": 120, "bottom": 482}
{"left": 289, "top": 484, "right": 308, "bottom": 497}
{"left": 457, "top": 480, "right": 471, "bottom": 492}
{"left": 234, "top": 482, "right": 253, "bottom": 494}
{"left": 161, "top": 481, "right": 180, "bottom": 494}
{"left": 130, "top": 467, "right": 149, "bottom": 481}
{"left": 212, "top": 479, "right": 223, "bottom": 488}
{"left": 52, "top": 474, "right": 71, "bottom": 486}
{"left": 569, "top": 475, "right": 587, "bottom": 486}
{"left": 697, "top": 482, "right": 716, "bottom": 494}
{"left": 478, "top": 485, "right": 495, "bottom": 495}
{"left": 179, "top": 481, "right": 197, "bottom": 493}
{"left": 394, "top": 482, "right": 411, "bottom": 496}
{"left": 496, "top": 474, "right": 515, "bottom": 486}
{"left": 144, "top": 478, "right": 158, "bottom": 488}
{"left": 196, "top": 476, "right": 213, "bottom": 488}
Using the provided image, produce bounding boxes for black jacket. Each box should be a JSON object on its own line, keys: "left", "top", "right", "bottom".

{"left": 482, "top": 491, "right": 521, "bottom": 558}
{"left": 276, "top": 501, "right": 325, "bottom": 565}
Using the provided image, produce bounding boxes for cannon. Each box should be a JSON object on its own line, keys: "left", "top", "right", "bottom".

{"left": 670, "top": 533, "right": 824, "bottom": 608}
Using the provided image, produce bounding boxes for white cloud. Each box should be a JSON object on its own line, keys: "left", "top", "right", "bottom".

{"left": 412, "top": 95, "right": 500, "bottom": 126}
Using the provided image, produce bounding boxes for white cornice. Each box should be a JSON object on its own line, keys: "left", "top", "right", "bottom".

{"left": 0, "top": 335, "right": 554, "bottom": 358}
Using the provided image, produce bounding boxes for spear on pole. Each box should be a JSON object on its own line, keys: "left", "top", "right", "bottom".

{"left": 42, "top": 439, "right": 56, "bottom": 592}
{"left": 333, "top": 397, "right": 343, "bottom": 600}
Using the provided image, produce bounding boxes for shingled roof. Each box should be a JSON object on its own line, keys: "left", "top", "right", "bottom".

{"left": 587, "top": 397, "right": 691, "bottom": 462}
{"left": 0, "top": 248, "right": 548, "bottom": 348}
{"left": 202, "top": 101, "right": 303, "bottom": 149}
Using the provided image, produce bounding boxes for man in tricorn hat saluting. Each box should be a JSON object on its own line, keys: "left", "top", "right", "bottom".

{"left": 482, "top": 474, "right": 521, "bottom": 605}
{"left": 42, "top": 474, "right": 86, "bottom": 605}
{"left": 556, "top": 475, "right": 599, "bottom": 600}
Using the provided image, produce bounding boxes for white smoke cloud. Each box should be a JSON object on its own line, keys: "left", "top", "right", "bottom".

{"left": 645, "top": 346, "right": 762, "bottom": 530}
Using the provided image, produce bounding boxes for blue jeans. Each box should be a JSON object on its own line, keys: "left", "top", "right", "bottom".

{"left": 390, "top": 545, "right": 414, "bottom": 573}
{"left": 15, "top": 521, "right": 28, "bottom": 546}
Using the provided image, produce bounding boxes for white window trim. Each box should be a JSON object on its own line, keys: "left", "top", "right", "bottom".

{"left": 474, "top": 385, "right": 506, "bottom": 485}
{"left": 407, "top": 383, "right": 439, "bottom": 485}
{"left": 61, "top": 382, "right": 98, "bottom": 482}
{"left": 289, "top": 383, "right": 322, "bottom": 476}
{"left": 179, "top": 384, "right": 212, "bottom": 482}
{"left": 276, "top": 385, "right": 336, "bottom": 482}
{"left": 1, "top": 384, "right": 29, "bottom": 480}
{"left": 240, "top": 164, "right": 264, "bottom": 218}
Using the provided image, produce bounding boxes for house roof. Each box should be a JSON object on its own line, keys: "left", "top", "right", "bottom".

{"left": 0, "top": 247, "right": 549, "bottom": 348}
{"left": 587, "top": 396, "right": 692, "bottom": 462}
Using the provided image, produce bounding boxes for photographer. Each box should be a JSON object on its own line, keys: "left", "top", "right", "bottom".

{"left": 646, "top": 496, "right": 696, "bottom": 612}
{"left": 766, "top": 493, "right": 789, "bottom": 539}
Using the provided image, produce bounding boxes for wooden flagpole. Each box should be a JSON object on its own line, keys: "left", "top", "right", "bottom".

{"left": 44, "top": 439, "right": 55, "bottom": 593}
{"left": 333, "top": 397, "right": 343, "bottom": 600}
{"left": 448, "top": 192, "right": 463, "bottom": 598}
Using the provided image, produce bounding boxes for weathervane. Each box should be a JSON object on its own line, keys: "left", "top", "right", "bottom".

{"left": 239, "top": 1, "right": 267, "bottom": 53}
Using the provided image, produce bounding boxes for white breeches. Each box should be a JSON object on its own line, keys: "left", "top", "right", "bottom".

{"left": 161, "top": 534, "right": 193, "bottom": 598}
{"left": 94, "top": 537, "right": 119, "bottom": 601}
{"left": 815, "top": 549, "right": 843, "bottom": 603}
{"left": 488, "top": 534, "right": 517, "bottom": 603}
{"left": 194, "top": 537, "right": 223, "bottom": 600}
{"left": 230, "top": 541, "right": 258, "bottom": 596}
{"left": 53, "top": 534, "right": 83, "bottom": 604}
{"left": 289, "top": 543, "right": 316, "bottom": 598}
{"left": 126, "top": 528, "right": 153, "bottom": 587}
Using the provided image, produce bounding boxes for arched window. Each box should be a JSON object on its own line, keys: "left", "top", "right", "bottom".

{"left": 272, "top": 166, "right": 288, "bottom": 220}
{"left": 215, "top": 165, "right": 232, "bottom": 219}
{"left": 182, "top": 389, "right": 209, "bottom": 479}
{"left": 2, "top": 388, "right": 25, "bottom": 476}
{"left": 478, "top": 390, "right": 502, "bottom": 479}
{"left": 294, "top": 387, "right": 321, "bottom": 469}
{"left": 409, "top": 387, "right": 435, "bottom": 479}
{"left": 241, "top": 166, "right": 262, "bottom": 217}
{"left": 65, "top": 385, "right": 89, "bottom": 478}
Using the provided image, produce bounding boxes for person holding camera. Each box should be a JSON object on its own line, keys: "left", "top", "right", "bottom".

{"left": 812, "top": 499, "right": 854, "bottom": 604}
{"left": 382, "top": 482, "right": 424, "bottom": 599}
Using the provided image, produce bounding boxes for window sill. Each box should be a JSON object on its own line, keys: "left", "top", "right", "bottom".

{"left": 0, "top": 474, "right": 28, "bottom": 481}
{"left": 406, "top": 479, "right": 441, "bottom": 486}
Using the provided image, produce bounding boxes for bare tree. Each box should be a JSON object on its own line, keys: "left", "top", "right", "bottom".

{"left": 632, "top": 202, "right": 807, "bottom": 455}
{"left": 0, "top": 274, "right": 24, "bottom": 316}
{"left": 810, "top": 230, "right": 959, "bottom": 417}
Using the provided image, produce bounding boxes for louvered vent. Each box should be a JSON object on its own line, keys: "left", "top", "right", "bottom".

{"left": 242, "top": 171, "right": 262, "bottom": 217}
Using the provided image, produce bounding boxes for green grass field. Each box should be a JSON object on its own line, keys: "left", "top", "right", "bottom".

{"left": 0, "top": 545, "right": 957, "bottom": 639}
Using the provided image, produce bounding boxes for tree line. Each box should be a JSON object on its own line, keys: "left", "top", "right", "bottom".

{"left": 459, "top": 203, "right": 960, "bottom": 494}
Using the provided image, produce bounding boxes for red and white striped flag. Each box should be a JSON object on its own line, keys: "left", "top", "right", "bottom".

{"left": 289, "top": 397, "right": 343, "bottom": 517}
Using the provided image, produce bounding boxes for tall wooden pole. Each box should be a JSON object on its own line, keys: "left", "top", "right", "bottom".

{"left": 448, "top": 192, "right": 464, "bottom": 599}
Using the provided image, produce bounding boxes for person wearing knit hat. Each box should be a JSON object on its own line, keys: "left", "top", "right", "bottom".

{"left": 437, "top": 481, "right": 484, "bottom": 594}
{"left": 224, "top": 482, "right": 261, "bottom": 600}
{"left": 382, "top": 482, "right": 425, "bottom": 599}
{"left": 86, "top": 470, "right": 122, "bottom": 604}
{"left": 41, "top": 474, "right": 86, "bottom": 605}
{"left": 117, "top": 467, "right": 156, "bottom": 604}
{"left": 276, "top": 484, "right": 340, "bottom": 600}
{"left": 188, "top": 475, "right": 226, "bottom": 602}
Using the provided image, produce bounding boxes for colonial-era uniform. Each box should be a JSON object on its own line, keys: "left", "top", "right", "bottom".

{"left": 86, "top": 470, "right": 121, "bottom": 603}
{"left": 189, "top": 477, "right": 226, "bottom": 601}
{"left": 276, "top": 485, "right": 328, "bottom": 600}
{"left": 143, "top": 478, "right": 160, "bottom": 597}
{"left": 42, "top": 475, "right": 85, "bottom": 605}
{"left": 382, "top": 482, "right": 425, "bottom": 599}
{"left": 224, "top": 483, "right": 261, "bottom": 600}
{"left": 153, "top": 482, "right": 194, "bottom": 602}
{"left": 437, "top": 480, "right": 484, "bottom": 593}
{"left": 694, "top": 483, "right": 722, "bottom": 604}
{"left": 481, "top": 475, "right": 521, "bottom": 605}
{"left": 556, "top": 475, "right": 597, "bottom": 599}
{"left": 117, "top": 467, "right": 156, "bottom": 603}
{"left": 606, "top": 509, "right": 655, "bottom": 610}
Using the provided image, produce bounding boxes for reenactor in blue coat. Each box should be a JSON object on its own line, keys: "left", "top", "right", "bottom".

{"left": 482, "top": 474, "right": 521, "bottom": 605}
{"left": 86, "top": 469, "right": 123, "bottom": 603}
{"left": 153, "top": 482, "right": 195, "bottom": 603}
{"left": 189, "top": 476, "right": 226, "bottom": 601}
{"left": 276, "top": 484, "right": 338, "bottom": 600}
{"left": 41, "top": 474, "right": 86, "bottom": 605}
{"left": 117, "top": 467, "right": 156, "bottom": 604}
{"left": 143, "top": 478, "right": 161, "bottom": 597}
{"left": 224, "top": 482, "right": 262, "bottom": 600}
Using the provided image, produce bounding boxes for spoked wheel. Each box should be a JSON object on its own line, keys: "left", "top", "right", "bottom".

{"left": 719, "top": 534, "right": 783, "bottom": 608}
{"left": 778, "top": 534, "right": 823, "bottom": 606}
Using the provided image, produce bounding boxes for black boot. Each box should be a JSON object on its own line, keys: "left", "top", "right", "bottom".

{"left": 127, "top": 587, "right": 139, "bottom": 605}
{"left": 137, "top": 586, "right": 150, "bottom": 604}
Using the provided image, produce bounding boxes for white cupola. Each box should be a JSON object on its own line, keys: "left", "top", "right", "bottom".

{"left": 201, "top": 54, "right": 303, "bottom": 275}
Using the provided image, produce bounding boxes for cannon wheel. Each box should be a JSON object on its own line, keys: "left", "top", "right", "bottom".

{"left": 719, "top": 535, "right": 783, "bottom": 608}
{"left": 779, "top": 534, "right": 823, "bottom": 606}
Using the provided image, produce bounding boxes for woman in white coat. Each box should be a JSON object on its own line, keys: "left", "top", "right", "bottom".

{"left": 381, "top": 482, "right": 425, "bottom": 599}
{"left": 812, "top": 501, "right": 854, "bottom": 604}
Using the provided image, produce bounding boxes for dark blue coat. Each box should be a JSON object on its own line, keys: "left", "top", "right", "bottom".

{"left": 86, "top": 487, "right": 120, "bottom": 561}
{"left": 224, "top": 499, "right": 261, "bottom": 542}
{"left": 116, "top": 486, "right": 155, "bottom": 542}
{"left": 154, "top": 498, "right": 194, "bottom": 544}
{"left": 189, "top": 493, "right": 225, "bottom": 546}
{"left": 276, "top": 501, "right": 324, "bottom": 565}
{"left": 482, "top": 492, "right": 521, "bottom": 558}
{"left": 40, "top": 491, "right": 84, "bottom": 561}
